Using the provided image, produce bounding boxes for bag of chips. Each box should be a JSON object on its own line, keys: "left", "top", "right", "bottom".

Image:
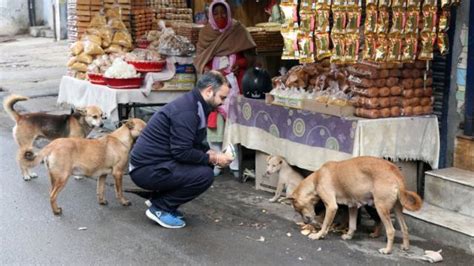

{"left": 331, "top": 35, "right": 345, "bottom": 64}
{"left": 437, "top": 32, "right": 449, "bottom": 56}
{"left": 315, "top": 9, "right": 330, "bottom": 33}
{"left": 387, "top": 34, "right": 402, "bottom": 63}
{"left": 376, "top": 9, "right": 389, "bottom": 34}
{"left": 332, "top": 11, "right": 346, "bottom": 34}
{"left": 404, "top": 10, "right": 420, "bottom": 34}
{"left": 345, "top": 34, "right": 360, "bottom": 64}
{"left": 298, "top": 34, "right": 315, "bottom": 64}
{"left": 315, "top": 32, "right": 331, "bottom": 60}
{"left": 364, "top": 8, "right": 377, "bottom": 34}
{"left": 346, "top": 9, "right": 361, "bottom": 34}
{"left": 374, "top": 34, "right": 388, "bottom": 62}
{"left": 362, "top": 34, "right": 376, "bottom": 61}
{"left": 402, "top": 33, "right": 418, "bottom": 63}
{"left": 282, "top": 29, "right": 299, "bottom": 60}
{"left": 418, "top": 32, "right": 436, "bottom": 60}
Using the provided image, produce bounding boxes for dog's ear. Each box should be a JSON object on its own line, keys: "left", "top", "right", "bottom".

{"left": 266, "top": 155, "right": 272, "bottom": 162}
{"left": 75, "top": 107, "right": 87, "bottom": 115}
{"left": 125, "top": 119, "right": 135, "bottom": 129}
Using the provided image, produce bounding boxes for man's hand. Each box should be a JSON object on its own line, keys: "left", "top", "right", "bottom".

{"left": 208, "top": 151, "right": 233, "bottom": 168}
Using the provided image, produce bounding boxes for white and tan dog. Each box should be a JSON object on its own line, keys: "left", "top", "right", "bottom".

{"left": 265, "top": 155, "right": 304, "bottom": 202}
{"left": 23, "top": 119, "right": 146, "bottom": 215}
{"left": 290, "top": 156, "right": 422, "bottom": 254}
{"left": 3, "top": 94, "right": 104, "bottom": 181}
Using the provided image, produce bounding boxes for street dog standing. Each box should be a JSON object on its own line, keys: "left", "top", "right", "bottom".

{"left": 23, "top": 119, "right": 147, "bottom": 215}
{"left": 3, "top": 94, "right": 104, "bottom": 181}
{"left": 265, "top": 155, "right": 304, "bottom": 202}
{"left": 290, "top": 156, "right": 422, "bottom": 254}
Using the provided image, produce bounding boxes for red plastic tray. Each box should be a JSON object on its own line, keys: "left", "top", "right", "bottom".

{"left": 87, "top": 73, "right": 106, "bottom": 85}
{"left": 103, "top": 76, "right": 144, "bottom": 89}
{"left": 126, "top": 60, "right": 166, "bottom": 73}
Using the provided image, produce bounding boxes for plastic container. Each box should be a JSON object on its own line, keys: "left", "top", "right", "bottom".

{"left": 87, "top": 73, "right": 106, "bottom": 85}
{"left": 103, "top": 76, "right": 144, "bottom": 89}
{"left": 126, "top": 60, "right": 166, "bottom": 72}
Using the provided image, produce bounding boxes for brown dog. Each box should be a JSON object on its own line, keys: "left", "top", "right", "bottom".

{"left": 290, "top": 156, "right": 422, "bottom": 254}
{"left": 3, "top": 94, "right": 104, "bottom": 181}
{"left": 23, "top": 119, "right": 146, "bottom": 215}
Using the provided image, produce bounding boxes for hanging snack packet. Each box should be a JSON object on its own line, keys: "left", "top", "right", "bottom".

{"left": 298, "top": 34, "right": 315, "bottom": 64}
{"left": 332, "top": 11, "right": 347, "bottom": 34}
{"left": 280, "top": 3, "right": 298, "bottom": 29}
{"left": 374, "top": 34, "right": 388, "bottom": 62}
{"left": 300, "top": 0, "right": 316, "bottom": 10}
{"left": 362, "top": 34, "right": 376, "bottom": 61}
{"left": 345, "top": 34, "right": 360, "bottom": 64}
{"left": 315, "top": 33, "right": 331, "bottom": 60}
{"left": 407, "top": 0, "right": 422, "bottom": 8}
{"left": 418, "top": 32, "right": 436, "bottom": 60}
{"left": 282, "top": 29, "right": 299, "bottom": 60}
{"left": 387, "top": 34, "right": 402, "bottom": 63}
{"left": 402, "top": 33, "right": 418, "bottom": 62}
{"left": 315, "top": 9, "right": 330, "bottom": 33}
{"left": 333, "top": 0, "right": 346, "bottom": 7}
{"left": 376, "top": 9, "right": 390, "bottom": 34}
{"left": 315, "top": 0, "right": 332, "bottom": 10}
{"left": 421, "top": 9, "right": 437, "bottom": 33}
{"left": 364, "top": 8, "right": 377, "bottom": 34}
{"left": 331, "top": 35, "right": 345, "bottom": 64}
{"left": 437, "top": 32, "right": 449, "bottom": 56}
{"left": 346, "top": 9, "right": 361, "bottom": 34}
{"left": 392, "top": 0, "right": 407, "bottom": 8}
{"left": 404, "top": 10, "right": 420, "bottom": 34}
{"left": 390, "top": 10, "right": 405, "bottom": 34}
{"left": 438, "top": 10, "right": 450, "bottom": 32}
{"left": 441, "top": 0, "right": 451, "bottom": 9}
{"left": 366, "top": 0, "right": 377, "bottom": 8}
{"left": 378, "top": 0, "right": 391, "bottom": 8}
{"left": 422, "top": 0, "right": 437, "bottom": 9}
{"left": 299, "top": 10, "right": 315, "bottom": 33}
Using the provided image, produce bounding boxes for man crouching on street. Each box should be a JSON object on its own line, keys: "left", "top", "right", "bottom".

{"left": 129, "top": 71, "right": 234, "bottom": 228}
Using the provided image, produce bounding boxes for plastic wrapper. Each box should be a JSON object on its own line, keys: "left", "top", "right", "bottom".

{"left": 330, "top": 35, "right": 345, "bottom": 64}
{"left": 89, "top": 13, "right": 106, "bottom": 28}
{"left": 108, "top": 18, "right": 127, "bottom": 31}
{"left": 437, "top": 32, "right": 449, "bottom": 56}
{"left": 300, "top": 0, "right": 315, "bottom": 10}
{"left": 422, "top": 9, "right": 437, "bottom": 33}
{"left": 345, "top": 34, "right": 359, "bottom": 64}
{"left": 70, "top": 41, "right": 84, "bottom": 55}
{"left": 346, "top": 9, "right": 361, "bottom": 34}
{"left": 404, "top": 10, "right": 420, "bottom": 34}
{"left": 158, "top": 27, "right": 196, "bottom": 56}
{"left": 366, "top": 0, "right": 377, "bottom": 8}
{"left": 418, "top": 32, "right": 436, "bottom": 61}
{"left": 71, "top": 62, "right": 88, "bottom": 72}
{"left": 387, "top": 35, "right": 402, "bottom": 63}
{"left": 315, "top": 33, "right": 331, "bottom": 60}
{"left": 364, "top": 8, "right": 377, "bottom": 34}
{"left": 298, "top": 34, "right": 315, "bottom": 64}
{"left": 82, "top": 34, "right": 102, "bottom": 45}
{"left": 362, "top": 34, "right": 376, "bottom": 61}
{"left": 402, "top": 34, "right": 418, "bottom": 63}
{"left": 378, "top": 0, "right": 391, "bottom": 8}
{"left": 87, "top": 64, "right": 100, "bottom": 74}
{"left": 374, "top": 35, "right": 388, "bottom": 62}
{"left": 105, "top": 44, "right": 124, "bottom": 54}
{"left": 299, "top": 10, "right": 315, "bottom": 33}
{"left": 280, "top": 3, "right": 298, "bottom": 29}
{"left": 392, "top": 0, "right": 407, "bottom": 8}
{"left": 315, "top": 0, "right": 332, "bottom": 10}
{"left": 67, "top": 57, "right": 77, "bottom": 67}
{"left": 112, "top": 31, "right": 132, "bottom": 49}
{"left": 438, "top": 10, "right": 450, "bottom": 32}
{"left": 84, "top": 41, "right": 105, "bottom": 55}
{"left": 376, "top": 10, "right": 389, "bottom": 34}
{"left": 282, "top": 30, "right": 299, "bottom": 60}
{"left": 86, "top": 28, "right": 101, "bottom": 36}
{"left": 408, "top": 0, "right": 422, "bottom": 8}
{"left": 76, "top": 52, "right": 93, "bottom": 64}
{"left": 441, "top": 0, "right": 451, "bottom": 9}
{"left": 422, "top": 0, "right": 437, "bottom": 9}
{"left": 99, "top": 27, "right": 113, "bottom": 48}
{"left": 332, "top": 11, "right": 346, "bottom": 34}
{"left": 390, "top": 11, "right": 405, "bottom": 34}
{"left": 106, "top": 5, "right": 121, "bottom": 19}
{"left": 315, "top": 9, "right": 330, "bottom": 33}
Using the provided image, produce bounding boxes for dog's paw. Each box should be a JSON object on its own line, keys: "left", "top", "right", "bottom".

{"left": 308, "top": 231, "right": 325, "bottom": 240}
{"left": 401, "top": 244, "right": 410, "bottom": 251}
{"left": 53, "top": 207, "right": 63, "bottom": 216}
{"left": 268, "top": 197, "right": 278, "bottom": 202}
{"left": 23, "top": 175, "right": 32, "bottom": 181}
{"left": 99, "top": 199, "right": 108, "bottom": 205}
{"left": 73, "top": 175, "right": 84, "bottom": 180}
{"left": 369, "top": 231, "right": 381, "bottom": 238}
{"left": 121, "top": 200, "right": 131, "bottom": 206}
{"left": 341, "top": 233, "right": 353, "bottom": 240}
{"left": 30, "top": 173, "right": 38, "bottom": 179}
{"left": 378, "top": 248, "right": 392, "bottom": 255}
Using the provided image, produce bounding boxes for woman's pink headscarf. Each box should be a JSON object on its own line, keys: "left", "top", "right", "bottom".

{"left": 208, "top": 0, "right": 232, "bottom": 33}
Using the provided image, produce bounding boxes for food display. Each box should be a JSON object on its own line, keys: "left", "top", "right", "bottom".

{"left": 125, "top": 49, "right": 166, "bottom": 72}
{"left": 103, "top": 58, "right": 144, "bottom": 89}
{"left": 157, "top": 26, "right": 195, "bottom": 56}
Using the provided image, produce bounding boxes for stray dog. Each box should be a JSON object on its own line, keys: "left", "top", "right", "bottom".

{"left": 3, "top": 94, "right": 104, "bottom": 181}
{"left": 290, "top": 156, "right": 422, "bottom": 254}
{"left": 23, "top": 119, "right": 146, "bottom": 215}
{"left": 265, "top": 155, "right": 304, "bottom": 202}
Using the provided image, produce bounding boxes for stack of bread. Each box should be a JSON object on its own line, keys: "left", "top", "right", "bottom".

{"left": 350, "top": 61, "right": 433, "bottom": 119}
{"left": 67, "top": 9, "right": 133, "bottom": 80}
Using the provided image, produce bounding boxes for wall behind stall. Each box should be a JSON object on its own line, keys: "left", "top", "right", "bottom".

{"left": 0, "top": 0, "right": 29, "bottom": 36}
{"left": 193, "top": 0, "right": 268, "bottom": 26}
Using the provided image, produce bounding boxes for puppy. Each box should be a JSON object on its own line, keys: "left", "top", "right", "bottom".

{"left": 290, "top": 156, "right": 422, "bottom": 254}
{"left": 265, "top": 155, "right": 304, "bottom": 202}
{"left": 3, "top": 94, "right": 104, "bottom": 181}
{"left": 23, "top": 119, "right": 146, "bottom": 215}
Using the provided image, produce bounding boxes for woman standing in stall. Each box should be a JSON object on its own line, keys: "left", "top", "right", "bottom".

{"left": 194, "top": 0, "right": 256, "bottom": 177}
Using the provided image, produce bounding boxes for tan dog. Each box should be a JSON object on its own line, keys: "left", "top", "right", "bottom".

{"left": 290, "top": 156, "right": 422, "bottom": 254}
{"left": 3, "top": 94, "right": 104, "bottom": 181}
{"left": 265, "top": 155, "right": 304, "bottom": 202}
{"left": 23, "top": 119, "right": 146, "bottom": 215}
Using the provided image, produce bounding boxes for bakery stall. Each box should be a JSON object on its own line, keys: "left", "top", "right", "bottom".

{"left": 224, "top": 0, "right": 460, "bottom": 194}
{"left": 61, "top": 0, "right": 198, "bottom": 123}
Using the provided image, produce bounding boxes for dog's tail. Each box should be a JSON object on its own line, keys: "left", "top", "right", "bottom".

{"left": 392, "top": 165, "right": 423, "bottom": 211}
{"left": 3, "top": 94, "right": 28, "bottom": 122}
{"left": 22, "top": 146, "right": 51, "bottom": 169}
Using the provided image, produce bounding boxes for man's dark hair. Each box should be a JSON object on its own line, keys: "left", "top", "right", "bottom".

{"left": 196, "top": 70, "right": 228, "bottom": 93}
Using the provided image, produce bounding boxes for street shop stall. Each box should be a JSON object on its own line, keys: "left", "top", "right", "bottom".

{"left": 222, "top": 0, "right": 460, "bottom": 192}
{"left": 63, "top": 0, "right": 197, "bottom": 122}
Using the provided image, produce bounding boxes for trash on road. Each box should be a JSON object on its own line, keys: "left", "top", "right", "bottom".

{"left": 78, "top": 227, "right": 87, "bottom": 231}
